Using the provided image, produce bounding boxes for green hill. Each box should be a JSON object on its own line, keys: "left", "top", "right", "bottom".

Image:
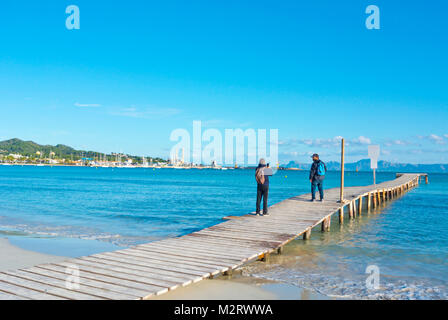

{"left": 0, "top": 138, "right": 166, "bottom": 163}
{"left": 0, "top": 138, "right": 77, "bottom": 157}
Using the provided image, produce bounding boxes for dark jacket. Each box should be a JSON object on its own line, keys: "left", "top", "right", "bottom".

{"left": 256, "top": 164, "right": 269, "bottom": 186}
{"left": 309, "top": 160, "right": 327, "bottom": 181}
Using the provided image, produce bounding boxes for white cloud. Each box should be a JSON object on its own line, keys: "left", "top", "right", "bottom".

{"left": 354, "top": 136, "right": 371, "bottom": 145}
{"left": 111, "top": 107, "right": 181, "bottom": 119}
{"left": 429, "top": 134, "right": 445, "bottom": 144}
{"left": 74, "top": 102, "right": 101, "bottom": 108}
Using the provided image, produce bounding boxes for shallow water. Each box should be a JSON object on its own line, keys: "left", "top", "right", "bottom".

{"left": 0, "top": 166, "right": 394, "bottom": 246}
{"left": 0, "top": 166, "right": 447, "bottom": 299}
{"left": 241, "top": 174, "right": 448, "bottom": 300}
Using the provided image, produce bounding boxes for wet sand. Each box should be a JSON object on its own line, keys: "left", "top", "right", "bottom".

{"left": 0, "top": 238, "right": 67, "bottom": 272}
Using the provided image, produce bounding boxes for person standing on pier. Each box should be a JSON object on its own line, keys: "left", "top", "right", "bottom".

{"left": 255, "top": 158, "right": 270, "bottom": 216}
{"left": 309, "top": 153, "right": 327, "bottom": 202}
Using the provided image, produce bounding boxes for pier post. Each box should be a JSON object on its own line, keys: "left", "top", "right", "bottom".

{"left": 339, "top": 207, "right": 344, "bottom": 223}
{"left": 303, "top": 229, "right": 311, "bottom": 240}
{"left": 425, "top": 175, "right": 429, "bottom": 184}
{"left": 223, "top": 269, "right": 233, "bottom": 277}
{"left": 261, "top": 253, "right": 270, "bottom": 263}
{"left": 383, "top": 189, "right": 387, "bottom": 201}
{"left": 277, "top": 246, "right": 283, "bottom": 254}
{"left": 358, "top": 197, "right": 363, "bottom": 215}
{"left": 339, "top": 138, "right": 345, "bottom": 202}
{"left": 367, "top": 193, "right": 372, "bottom": 211}
{"left": 321, "top": 217, "right": 331, "bottom": 232}
{"left": 349, "top": 201, "right": 354, "bottom": 219}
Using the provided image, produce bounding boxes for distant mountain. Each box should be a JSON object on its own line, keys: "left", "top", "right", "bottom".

{"left": 282, "top": 159, "right": 448, "bottom": 173}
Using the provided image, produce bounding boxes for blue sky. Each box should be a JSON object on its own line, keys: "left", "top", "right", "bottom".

{"left": 0, "top": 1, "right": 447, "bottom": 164}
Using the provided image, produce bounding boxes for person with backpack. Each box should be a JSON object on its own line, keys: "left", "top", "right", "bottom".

{"left": 309, "top": 153, "right": 327, "bottom": 202}
{"left": 255, "top": 158, "right": 269, "bottom": 216}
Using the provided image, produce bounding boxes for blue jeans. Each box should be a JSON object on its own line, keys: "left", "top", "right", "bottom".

{"left": 256, "top": 184, "right": 269, "bottom": 214}
{"left": 311, "top": 177, "right": 324, "bottom": 200}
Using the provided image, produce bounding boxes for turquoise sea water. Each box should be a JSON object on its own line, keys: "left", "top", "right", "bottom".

{"left": 0, "top": 166, "right": 447, "bottom": 299}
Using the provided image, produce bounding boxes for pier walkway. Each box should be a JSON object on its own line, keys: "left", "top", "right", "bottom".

{"left": 0, "top": 173, "right": 428, "bottom": 300}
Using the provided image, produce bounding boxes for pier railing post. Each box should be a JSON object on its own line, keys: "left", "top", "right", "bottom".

{"left": 339, "top": 138, "right": 345, "bottom": 203}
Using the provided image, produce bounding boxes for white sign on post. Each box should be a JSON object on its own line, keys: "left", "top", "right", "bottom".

{"left": 368, "top": 145, "right": 380, "bottom": 169}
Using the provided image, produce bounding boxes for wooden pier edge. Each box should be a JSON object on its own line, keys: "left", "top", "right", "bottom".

{"left": 0, "top": 173, "right": 428, "bottom": 300}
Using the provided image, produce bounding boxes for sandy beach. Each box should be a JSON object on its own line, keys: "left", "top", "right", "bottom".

{"left": 0, "top": 238, "right": 67, "bottom": 272}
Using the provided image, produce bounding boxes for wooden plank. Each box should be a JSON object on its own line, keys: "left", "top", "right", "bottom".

{"left": 0, "top": 280, "right": 66, "bottom": 300}
{"left": 168, "top": 236, "right": 267, "bottom": 255}
{"left": 194, "top": 229, "right": 289, "bottom": 244}
{"left": 159, "top": 236, "right": 263, "bottom": 255}
{"left": 184, "top": 233, "right": 275, "bottom": 250}
{"left": 158, "top": 239, "right": 261, "bottom": 259}
{"left": 4, "top": 270, "right": 135, "bottom": 300}
{"left": 105, "top": 250, "right": 230, "bottom": 273}
{"left": 21, "top": 266, "right": 151, "bottom": 299}
{"left": 83, "top": 255, "right": 208, "bottom": 280}
{"left": 131, "top": 244, "right": 246, "bottom": 267}
{"left": 178, "top": 235, "right": 268, "bottom": 253}
{"left": 35, "top": 264, "right": 166, "bottom": 296}
{"left": 53, "top": 261, "right": 177, "bottom": 291}
{"left": 208, "top": 224, "right": 301, "bottom": 236}
{"left": 118, "top": 248, "right": 235, "bottom": 271}
{"left": 0, "top": 289, "right": 29, "bottom": 300}
{"left": 59, "top": 259, "right": 183, "bottom": 290}
{"left": 141, "top": 240, "right": 260, "bottom": 259}
{"left": 191, "top": 231, "right": 286, "bottom": 247}
{"left": 0, "top": 272, "right": 103, "bottom": 300}
{"left": 138, "top": 242, "right": 256, "bottom": 262}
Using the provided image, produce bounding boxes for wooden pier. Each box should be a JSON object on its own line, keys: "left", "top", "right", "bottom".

{"left": 0, "top": 173, "right": 428, "bottom": 300}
